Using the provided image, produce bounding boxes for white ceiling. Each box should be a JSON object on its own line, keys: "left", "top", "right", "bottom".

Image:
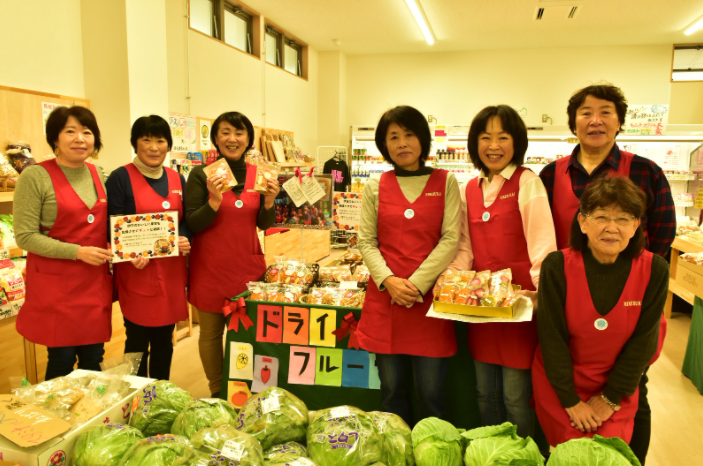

{"left": 240, "top": 0, "right": 703, "bottom": 55}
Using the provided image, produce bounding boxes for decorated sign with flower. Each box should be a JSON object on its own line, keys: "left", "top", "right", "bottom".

{"left": 332, "top": 192, "right": 362, "bottom": 231}
{"left": 110, "top": 211, "right": 179, "bottom": 263}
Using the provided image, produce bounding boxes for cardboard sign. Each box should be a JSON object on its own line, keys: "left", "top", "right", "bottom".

{"left": 341, "top": 349, "right": 370, "bottom": 389}
{"left": 0, "top": 395, "right": 71, "bottom": 447}
{"left": 283, "top": 307, "right": 309, "bottom": 345}
{"left": 309, "top": 308, "right": 337, "bottom": 347}
{"left": 256, "top": 305, "right": 283, "bottom": 343}
{"left": 315, "top": 348, "right": 343, "bottom": 387}
{"left": 229, "top": 342, "right": 254, "bottom": 380}
{"left": 288, "top": 346, "right": 316, "bottom": 385}
{"left": 251, "top": 355, "right": 279, "bottom": 393}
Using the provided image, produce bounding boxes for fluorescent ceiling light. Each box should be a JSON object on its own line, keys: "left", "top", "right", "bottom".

{"left": 404, "top": 0, "right": 436, "bottom": 45}
{"left": 684, "top": 15, "right": 703, "bottom": 35}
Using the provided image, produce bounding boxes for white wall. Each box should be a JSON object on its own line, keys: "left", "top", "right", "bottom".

{"left": 0, "top": 0, "right": 85, "bottom": 97}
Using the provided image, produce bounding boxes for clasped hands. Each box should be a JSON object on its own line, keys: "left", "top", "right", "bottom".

{"left": 382, "top": 276, "right": 421, "bottom": 307}
{"left": 565, "top": 396, "right": 615, "bottom": 434}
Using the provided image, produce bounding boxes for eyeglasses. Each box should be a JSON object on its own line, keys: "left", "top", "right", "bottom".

{"left": 584, "top": 213, "right": 637, "bottom": 227}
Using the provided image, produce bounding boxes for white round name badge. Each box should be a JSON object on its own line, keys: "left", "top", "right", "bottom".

{"left": 404, "top": 209, "right": 415, "bottom": 219}
{"left": 594, "top": 318, "right": 608, "bottom": 331}
{"left": 482, "top": 211, "right": 491, "bottom": 222}
{"left": 235, "top": 200, "right": 244, "bottom": 208}
{"left": 87, "top": 214, "right": 95, "bottom": 224}
{"left": 162, "top": 200, "right": 170, "bottom": 209}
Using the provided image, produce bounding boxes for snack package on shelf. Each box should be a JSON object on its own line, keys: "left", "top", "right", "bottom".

{"left": 264, "top": 261, "right": 317, "bottom": 286}
{"left": 0, "top": 265, "right": 25, "bottom": 301}
{"left": 5, "top": 142, "right": 36, "bottom": 173}
{"left": 352, "top": 264, "right": 370, "bottom": 284}
{"left": 203, "top": 158, "right": 237, "bottom": 193}
{"left": 340, "top": 249, "right": 363, "bottom": 264}
{"left": 339, "top": 288, "right": 366, "bottom": 307}
{"left": 319, "top": 265, "right": 353, "bottom": 283}
{"left": 308, "top": 286, "right": 343, "bottom": 306}
{"left": 681, "top": 252, "right": 703, "bottom": 265}
{"left": 247, "top": 281, "right": 268, "bottom": 300}
{"left": 679, "top": 231, "right": 703, "bottom": 246}
{"left": 0, "top": 214, "right": 16, "bottom": 248}
{"left": 677, "top": 217, "right": 701, "bottom": 236}
{"left": 253, "top": 163, "right": 279, "bottom": 194}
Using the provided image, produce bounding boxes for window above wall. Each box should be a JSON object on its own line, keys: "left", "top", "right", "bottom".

{"left": 672, "top": 44, "right": 703, "bottom": 82}
{"left": 264, "top": 21, "right": 308, "bottom": 80}
{"left": 189, "top": 0, "right": 260, "bottom": 59}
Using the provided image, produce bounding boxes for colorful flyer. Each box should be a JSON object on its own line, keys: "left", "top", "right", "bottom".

{"left": 256, "top": 305, "right": 283, "bottom": 343}
{"left": 251, "top": 355, "right": 279, "bottom": 393}
{"left": 288, "top": 346, "right": 316, "bottom": 385}
{"left": 309, "top": 308, "right": 337, "bottom": 347}
{"left": 229, "top": 342, "right": 254, "bottom": 380}
{"left": 332, "top": 192, "right": 363, "bottom": 231}
{"left": 283, "top": 307, "right": 309, "bottom": 345}
{"left": 341, "top": 349, "right": 370, "bottom": 388}
{"left": 110, "top": 212, "right": 179, "bottom": 263}
{"left": 315, "top": 348, "right": 344, "bottom": 387}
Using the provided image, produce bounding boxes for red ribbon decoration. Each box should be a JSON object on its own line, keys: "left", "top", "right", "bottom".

{"left": 222, "top": 298, "right": 254, "bottom": 332}
{"left": 295, "top": 167, "right": 303, "bottom": 183}
{"left": 332, "top": 312, "right": 360, "bottom": 350}
{"left": 306, "top": 166, "right": 315, "bottom": 178}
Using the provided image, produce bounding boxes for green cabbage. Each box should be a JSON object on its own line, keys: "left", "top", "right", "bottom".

{"left": 461, "top": 422, "right": 544, "bottom": 466}
{"left": 236, "top": 386, "right": 309, "bottom": 450}
{"left": 307, "top": 405, "right": 383, "bottom": 466}
{"left": 369, "top": 411, "right": 414, "bottom": 466}
{"left": 174, "top": 424, "right": 264, "bottom": 466}
{"left": 411, "top": 417, "right": 462, "bottom": 466}
{"left": 267, "top": 459, "right": 319, "bottom": 466}
{"left": 548, "top": 435, "right": 641, "bottom": 466}
{"left": 73, "top": 423, "right": 145, "bottom": 466}
{"left": 129, "top": 381, "right": 194, "bottom": 436}
{"left": 171, "top": 398, "right": 239, "bottom": 439}
{"left": 117, "top": 434, "right": 189, "bottom": 466}
{"left": 264, "top": 441, "right": 309, "bottom": 462}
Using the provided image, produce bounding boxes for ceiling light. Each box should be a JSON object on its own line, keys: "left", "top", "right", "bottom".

{"left": 404, "top": 0, "right": 436, "bottom": 45}
{"left": 684, "top": 14, "right": 703, "bottom": 35}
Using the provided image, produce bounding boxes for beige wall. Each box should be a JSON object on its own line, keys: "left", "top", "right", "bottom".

{"left": 318, "top": 51, "right": 348, "bottom": 148}
{"left": 669, "top": 82, "right": 703, "bottom": 125}
{"left": 0, "top": 0, "right": 85, "bottom": 97}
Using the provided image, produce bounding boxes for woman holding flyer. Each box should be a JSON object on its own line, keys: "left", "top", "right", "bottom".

{"left": 186, "top": 111, "right": 279, "bottom": 398}
{"left": 106, "top": 115, "right": 191, "bottom": 380}
{"left": 437, "top": 105, "right": 557, "bottom": 438}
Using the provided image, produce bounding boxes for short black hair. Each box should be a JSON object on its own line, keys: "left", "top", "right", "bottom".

{"left": 567, "top": 84, "right": 628, "bottom": 135}
{"left": 46, "top": 106, "right": 102, "bottom": 152}
{"left": 130, "top": 115, "right": 172, "bottom": 151}
{"left": 374, "top": 106, "right": 431, "bottom": 167}
{"left": 467, "top": 105, "right": 528, "bottom": 175}
{"left": 569, "top": 175, "right": 647, "bottom": 259}
{"left": 211, "top": 112, "right": 255, "bottom": 153}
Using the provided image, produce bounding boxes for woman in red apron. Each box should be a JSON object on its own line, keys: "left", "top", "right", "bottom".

{"left": 106, "top": 115, "right": 191, "bottom": 380}
{"left": 357, "top": 106, "right": 461, "bottom": 426}
{"left": 15, "top": 106, "right": 113, "bottom": 380}
{"left": 186, "top": 112, "right": 279, "bottom": 397}
{"left": 438, "top": 105, "right": 556, "bottom": 439}
{"left": 533, "top": 176, "right": 668, "bottom": 447}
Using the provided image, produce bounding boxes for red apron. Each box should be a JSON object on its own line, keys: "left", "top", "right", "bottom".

{"left": 113, "top": 164, "right": 188, "bottom": 326}
{"left": 532, "top": 248, "right": 652, "bottom": 445}
{"left": 189, "top": 163, "right": 266, "bottom": 313}
{"left": 17, "top": 160, "right": 113, "bottom": 347}
{"left": 357, "top": 169, "right": 456, "bottom": 357}
{"left": 466, "top": 167, "right": 538, "bottom": 369}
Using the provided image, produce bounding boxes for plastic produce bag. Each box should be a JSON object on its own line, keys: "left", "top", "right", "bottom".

{"left": 117, "top": 434, "right": 189, "bottom": 466}
{"left": 129, "top": 380, "right": 194, "bottom": 436}
{"left": 174, "top": 424, "right": 264, "bottom": 466}
{"left": 73, "top": 423, "right": 145, "bottom": 466}
{"left": 411, "top": 417, "right": 463, "bottom": 466}
{"left": 236, "top": 386, "right": 309, "bottom": 450}
{"left": 171, "top": 398, "right": 239, "bottom": 439}
{"left": 264, "top": 441, "right": 309, "bottom": 462}
{"left": 369, "top": 411, "right": 414, "bottom": 466}
{"left": 307, "top": 405, "right": 383, "bottom": 466}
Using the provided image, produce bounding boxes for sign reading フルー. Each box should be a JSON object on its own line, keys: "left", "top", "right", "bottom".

{"left": 110, "top": 212, "right": 179, "bottom": 263}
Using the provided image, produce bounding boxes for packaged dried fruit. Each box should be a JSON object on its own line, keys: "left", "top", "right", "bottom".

{"left": 438, "top": 283, "right": 459, "bottom": 303}
{"left": 465, "top": 270, "right": 490, "bottom": 306}
{"left": 352, "top": 264, "right": 370, "bottom": 284}
{"left": 489, "top": 269, "right": 513, "bottom": 303}
{"left": 247, "top": 282, "right": 268, "bottom": 301}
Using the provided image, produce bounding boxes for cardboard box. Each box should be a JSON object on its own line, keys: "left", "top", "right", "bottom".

{"left": 0, "top": 370, "right": 154, "bottom": 466}
{"left": 433, "top": 296, "right": 516, "bottom": 318}
{"left": 677, "top": 259, "right": 703, "bottom": 297}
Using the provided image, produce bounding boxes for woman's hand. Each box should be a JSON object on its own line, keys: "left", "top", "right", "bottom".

{"left": 383, "top": 276, "right": 420, "bottom": 307}
{"left": 263, "top": 177, "right": 280, "bottom": 209}
{"left": 586, "top": 395, "right": 615, "bottom": 424}
{"left": 131, "top": 255, "right": 149, "bottom": 269}
{"left": 178, "top": 236, "right": 191, "bottom": 255}
{"left": 518, "top": 290, "right": 538, "bottom": 310}
{"left": 565, "top": 401, "right": 602, "bottom": 433}
{"left": 76, "top": 246, "right": 114, "bottom": 266}
{"left": 206, "top": 174, "right": 224, "bottom": 210}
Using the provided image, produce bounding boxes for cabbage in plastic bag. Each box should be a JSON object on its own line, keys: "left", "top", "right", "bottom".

{"left": 411, "top": 417, "right": 462, "bottom": 466}
{"left": 73, "top": 423, "right": 145, "bottom": 466}
{"left": 267, "top": 459, "right": 319, "bottom": 466}
{"left": 264, "top": 441, "right": 309, "bottom": 462}
{"left": 174, "top": 424, "right": 264, "bottom": 466}
{"left": 117, "top": 434, "right": 189, "bottom": 466}
{"left": 171, "top": 398, "right": 239, "bottom": 439}
{"left": 548, "top": 435, "right": 641, "bottom": 466}
{"left": 370, "top": 411, "right": 414, "bottom": 466}
{"left": 129, "top": 381, "right": 194, "bottom": 436}
{"left": 307, "top": 405, "right": 383, "bottom": 466}
{"left": 236, "top": 386, "right": 309, "bottom": 450}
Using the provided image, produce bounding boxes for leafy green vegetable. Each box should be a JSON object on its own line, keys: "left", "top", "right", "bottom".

{"left": 267, "top": 459, "right": 319, "bottom": 466}
{"left": 73, "top": 423, "right": 145, "bottom": 466}
{"left": 117, "top": 434, "right": 189, "bottom": 466}
{"left": 369, "top": 411, "right": 414, "bottom": 466}
{"left": 307, "top": 405, "right": 383, "bottom": 466}
{"left": 174, "top": 424, "right": 264, "bottom": 466}
{"left": 548, "top": 435, "right": 641, "bottom": 466}
{"left": 411, "top": 417, "right": 462, "bottom": 466}
{"left": 264, "top": 441, "right": 309, "bottom": 462}
{"left": 129, "top": 381, "right": 194, "bottom": 436}
{"left": 461, "top": 422, "right": 543, "bottom": 466}
{"left": 236, "top": 386, "right": 309, "bottom": 450}
{"left": 171, "top": 398, "right": 239, "bottom": 439}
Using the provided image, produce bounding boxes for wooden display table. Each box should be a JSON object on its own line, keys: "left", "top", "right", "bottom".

{"left": 664, "top": 237, "right": 703, "bottom": 319}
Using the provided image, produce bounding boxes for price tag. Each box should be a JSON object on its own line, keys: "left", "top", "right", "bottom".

{"left": 302, "top": 175, "right": 326, "bottom": 204}
{"left": 261, "top": 396, "right": 281, "bottom": 414}
{"left": 339, "top": 281, "right": 358, "bottom": 290}
{"left": 282, "top": 177, "right": 308, "bottom": 207}
{"left": 330, "top": 406, "right": 351, "bottom": 418}
{"left": 221, "top": 440, "right": 245, "bottom": 461}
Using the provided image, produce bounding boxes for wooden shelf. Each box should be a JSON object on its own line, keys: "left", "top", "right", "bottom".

{"left": 672, "top": 237, "right": 703, "bottom": 254}
{"left": 0, "top": 192, "right": 14, "bottom": 203}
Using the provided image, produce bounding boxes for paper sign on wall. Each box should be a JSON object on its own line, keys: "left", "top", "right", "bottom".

{"left": 227, "top": 381, "right": 252, "bottom": 409}
{"left": 368, "top": 353, "right": 381, "bottom": 389}
{"left": 0, "top": 395, "right": 71, "bottom": 447}
{"left": 625, "top": 104, "right": 668, "bottom": 136}
{"left": 283, "top": 307, "right": 309, "bottom": 345}
{"left": 169, "top": 112, "right": 197, "bottom": 153}
{"left": 309, "top": 308, "right": 337, "bottom": 347}
{"left": 256, "top": 305, "right": 283, "bottom": 343}
{"left": 229, "top": 342, "right": 254, "bottom": 380}
{"left": 251, "top": 355, "right": 279, "bottom": 393}
{"left": 198, "top": 118, "right": 212, "bottom": 150}
{"left": 332, "top": 192, "right": 363, "bottom": 231}
{"left": 342, "top": 349, "right": 370, "bottom": 388}
{"left": 41, "top": 102, "right": 67, "bottom": 135}
{"left": 282, "top": 177, "right": 309, "bottom": 207}
{"left": 288, "top": 346, "right": 316, "bottom": 385}
{"left": 315, "top": 348, "right": 343, "bottom": 387}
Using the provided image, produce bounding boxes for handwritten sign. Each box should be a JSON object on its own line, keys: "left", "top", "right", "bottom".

{"left": 229, "top": 342, "right": 254, "bottom": 380}
{"left": 0, "top": 395, "right": 71, "bottom": 447}
{"left": 169, "top": 113, "right": 197, "bottom": 153}
{"left": 332, "top": 192, "right": 362, "bottom": 231}
{"left": 198, "top": 118, "right": 212, "bottom": 151}
{"left": 111, "top": 212, "right": 179, "bottom": 263}
{"left": 625, "top": 104, "right": 669, "bottom": 136}
{"left": 251, "top": 355, "right": 279, "bottom": 393}
{"left": 41, "top": 102, "right": 67, "bottom": 135}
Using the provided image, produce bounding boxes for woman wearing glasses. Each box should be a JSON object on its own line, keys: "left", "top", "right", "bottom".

{"left": 532, "top": 176, "right": 668, "bottom": 448}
